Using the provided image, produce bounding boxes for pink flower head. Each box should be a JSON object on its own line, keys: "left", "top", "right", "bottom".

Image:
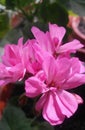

{"left": 31, "top": 23, "right": 83, "bottom": 58}
{"left": 0, "top": 37, "right": 45, "bottom": 86}
{"left": 0, "top": 38, "right": 26, "bottom": 86}
{"left": 25, "top": 55, "right": 85, "bottom": 125}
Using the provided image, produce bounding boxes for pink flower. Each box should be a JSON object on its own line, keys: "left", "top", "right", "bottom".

{"left": 25, "top": 55, "right": 85, "bottom": 125}
{"left": 0, "top": 37, "right": 45, "bottom": 86}
{"left": 0, "top": 38, "right": 28, "bottom": 86}
{"left": 31, "top": 23, "right": 83, "bottom": 58}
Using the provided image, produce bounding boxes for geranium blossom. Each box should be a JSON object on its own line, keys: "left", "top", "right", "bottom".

{"left": 0, "top": 37, "right": 45, "bottom": 86}
{"left": 0, "top": 22, "right": 85, "bottom": 126}
{"left": 2, "top": 38, "right": 45, "bottom": 75}
{"left": 0, "top": 38, "right": 26, "bottom": 86}
{"left": 31, "top": 23, "right": 83, "bottom": 57}
{"left": 25, "top": 55, "right": 85, "bottom": 125}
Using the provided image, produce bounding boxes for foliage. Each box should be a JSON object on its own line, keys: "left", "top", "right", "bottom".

{"left": 38, "top": 2, "right": 68, "bottom": 26}
{"left": 0, "top": 104, "right": 54, "bottom": 130}
{"left": 4, "top": 0, "right": 85, "bottom": 25}
{"left": 5, "top": 0, "right": 69, "bottom": 27}
{"left": 0, "top": 104, "right": 33, "bottom": 130}
{"left": 0, "top": 0, "right": 5, "bottom": 5}
{"left": 0, "top": 12, "right": 9, "bottom": 38}
{"left": 0, "top": 0, "right": 85, "bottom": 38}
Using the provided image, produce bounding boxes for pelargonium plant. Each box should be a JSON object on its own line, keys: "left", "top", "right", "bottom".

{"left": 0, "top": 23, "right": 85, "bottom": 129}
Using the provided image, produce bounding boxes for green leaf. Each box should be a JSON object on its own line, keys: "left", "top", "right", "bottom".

{"left": 6, "top": 0, "right": 35, "bottom": 9}
{"left": 0, "top": 118, "right": 10, "bottom": 130}
{"left": 39, "top": 2, "right": 68, "bottom": 27}
{"left": 0, "top": 104, "right": 53, "bottom": 130}
{"left": 0, "top": 104, "right": 32, "bottom": 130}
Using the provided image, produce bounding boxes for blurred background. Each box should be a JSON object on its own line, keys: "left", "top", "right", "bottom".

{"left": 0, "top": 0, "right": 85, "bottom": 45}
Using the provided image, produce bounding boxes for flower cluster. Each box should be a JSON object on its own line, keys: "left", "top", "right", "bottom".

{"left": 0, "top": 23, "right": 85, "bottom": 125}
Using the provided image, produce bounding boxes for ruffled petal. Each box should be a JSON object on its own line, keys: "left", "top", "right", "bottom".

{"left": 2, "top": 43, "right": 21, "bottom": 66}
{"left": 0, "top": 63, "right": 25, "bottom": 86}
{"left": 42, "top": 91, "right": 65, "bottom": 125}
{"left": 25, "top": 77, "right": 46, "bottom": 98}
{"left": 57, "top": 90, "right": 78, "bottom": 118}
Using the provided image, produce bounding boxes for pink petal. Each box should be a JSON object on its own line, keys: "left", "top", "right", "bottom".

{"left": 70, "top": 57, "right": 82, "bottom": 74}
{"left": 54, "top": 58, "right": 71, "bottom": 83}
{"left": 73, "top": 94, "right": 83, "bottom": 104}
{"left": 45, "top": 32, "right": 54, "bottom": 53}
{"left": 69, "top": 57, "right": 85, "bottom": 75}
{"left": 35, "top": 70, "right": 46, "bottom": 82}
{"left": 42, "top": 91, "right": 65, "bottom": 125}
{"left": 0, "top": 80, "right": 8, "bottom": 87}
{"left": 9, "top": 63, "right": 25, "bottom": 81}
{"left": 17, "top": 37, "right": 23, "bottom": 47}
{"left": 57, "top": 90, "right": 78, "bottom": 118}
{"left": 31, "top": 27, "right": 53, "bottom": 53}
{"left": 35, "top": 93, "right": 47, "bottom": 111}
{"left": 24, "top": 40, "right": 42, "bottom": 74}
{"left": 42, "top": 55, "right": 57, "bottom": 84}
{"left": 0, "top": 63, "right": 25, "bottom": 86}
{"left": 63, "top": 73, "right": 85, "bottom": 90}
{"left": 32, "top": 43, "right": 44, "bottom": 63}
{"left": 25, "top": 77, "right": 46, "bottom": 98}
{"left": 58, "top": 39, "right": 84, "bottom": 53}
{"left": 31, "top": 27, "right": 48, "bottom": 51}
{"left": 49, "top": 23, "right": 66, "bottom": 44}
{"left": 2, "top": 44, "right": 21, "bottom": 66}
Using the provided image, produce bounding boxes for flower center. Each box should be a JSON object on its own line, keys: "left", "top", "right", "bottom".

{"left": 48, "top": 81, "right": 61, "bottom": 90}
{"left": 48, "top": 81, "right": 55, "bottom": 87}
{"left": 51, "top": 81, "right": 55, "bottom": 87}
{"left": 53, "top": 49, "right": 60, "bottom": 59}
{"left": 53, "top": 51, "right": 58, "bottom": 58}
